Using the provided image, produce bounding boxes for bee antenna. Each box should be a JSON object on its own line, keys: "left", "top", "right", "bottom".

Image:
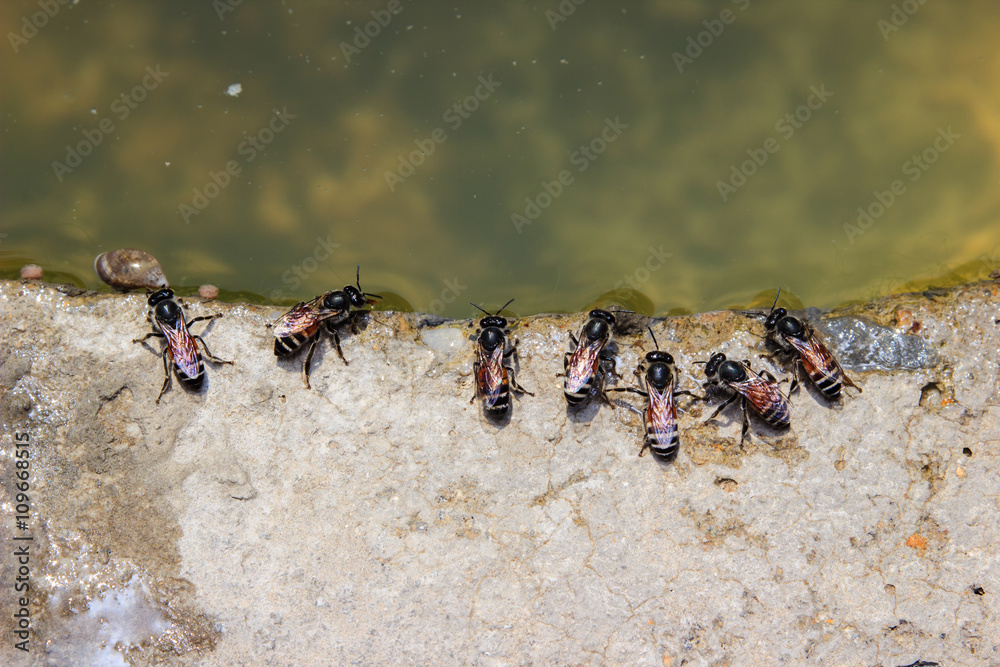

{"left": 769, "top": 287, "right": 782, "bottom": 314}
{"left": 496, "top": 298, "right": 515, "bottom": 316}
{"left": 470, "top": 302, "right": 490, "bottom": 316}
{"left": 355, "top": 264, "right": 362, "bottom": 291}
{"left": 691, "top": 360, "right": 708, "bottom": 365}
{"left": 647, "top": 326, "right": 660, "bottom": 350}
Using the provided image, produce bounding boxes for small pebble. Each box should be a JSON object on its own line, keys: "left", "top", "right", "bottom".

{"left": 198, "top": 284, "right": 220, "bottom": 299}
{"left": 20, "top": 264, "right": 43, "bottom": 280}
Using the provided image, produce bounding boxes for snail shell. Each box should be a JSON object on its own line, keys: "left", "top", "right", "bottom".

{"left": 94, "top": 248, "right": 169, "bottom": 291}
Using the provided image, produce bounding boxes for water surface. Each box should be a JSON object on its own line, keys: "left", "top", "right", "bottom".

{"left": 2, "top": 0, "right": 998, "bottom": 316}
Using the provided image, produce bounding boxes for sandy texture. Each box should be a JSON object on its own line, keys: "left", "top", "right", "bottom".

{"left": 1, "top": 280, "right": 998, "bottom": 666}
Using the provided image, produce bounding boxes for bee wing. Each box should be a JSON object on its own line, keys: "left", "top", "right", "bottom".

{"left": 565, "top": 338, "right": 603, "bottom": 393}
{"left": 786, "top": 330, "right": 842, "bottom": 384}
{"left": 646, "top": 381, "right": 678, "bottom": 442}
{"left": 480, "top": 344, "right": 507, "bottom": 408}
{"left": 272, "top": 301, "right": 323, "bottom": 338}
{"left": 731, "top": 371, "right": 790, "bottom": 426}
{"left": 161, "top": 319, "right": 201, "bottom": 380}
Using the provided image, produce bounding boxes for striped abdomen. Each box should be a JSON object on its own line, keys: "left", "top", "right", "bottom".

{"left": 643, "top": 383, "right": 679, "bottom": 460}
{"left": 563, "top": 338, "right": 603, "bottom": 405}
{"left": 274, "top": 324, "right": 319, "bottom": 357}
{"left": 735, "top": 377, "right": 791, "bottom": 428}
{"left": 563, "top": 353, "right": 594, "bottom": 405}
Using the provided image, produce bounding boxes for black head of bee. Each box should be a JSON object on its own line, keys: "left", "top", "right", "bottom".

{"left": 470, "top": 299, "right": 515, "bottom": 347}
{"left": 322, "top": 290, "right": 352, "bottom": 312}
{"left": 703, "top": 352, "right": 726, "bottom": 378}
{"left": 478, "top": 322, "right": 507, "bottom": 351}
{"left": 583, "top": 309, "right": 616, "bottom": 340}
{"left": 764, "top": 306, "right": 787, "bottom": 331}
{"left": 147, "top": 288, "right": 174, "bottom": 307}
{"left": 342, "top": 285, "right": 368, "bottom": 309}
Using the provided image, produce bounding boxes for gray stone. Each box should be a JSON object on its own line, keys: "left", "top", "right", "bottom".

{"left": 1, "top": 280, "right": 998, "bottom": 666}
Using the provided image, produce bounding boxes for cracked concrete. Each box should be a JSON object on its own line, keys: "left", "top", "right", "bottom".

{"left": 1, "top": 279, "right": 999, "bottom": 666}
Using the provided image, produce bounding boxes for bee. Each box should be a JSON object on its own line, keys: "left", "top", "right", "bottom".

{"left": 607, "top": 328, "right": 698, "bottom": 461}
{"left": 701, "top": 352, "right": 790, "bottom": 446}
{"left": 269, "top": 265, "right": 381, "bottom": 389}
{"left": 132, "top": 288, "right": 232, "bottom": 403}
{"left": 762, "top": 290, "right": 860, "bottom": 399}
{"left": 469, "top": 299, "right": 534, "bottom": 417}
{"left": 562, "top": 309, "right": 619, "bottom": 406}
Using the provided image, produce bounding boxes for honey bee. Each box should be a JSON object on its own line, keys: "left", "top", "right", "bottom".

{"left": 562, "top": 309, "right": 619, "bottom": 406}
{"left": 701, "top": 352, "right": 790, "bottom": 446}
{"left": 269, "top": 265, "right": 381, "bottom": 389}
{"left": 469, "top": 299, "right": 534, "bottom": 417}
{"left": 132, "top": 288, "right": 232, "bottom": 403}
{"left": 607, "top": 328, "right": 698, "bottom": 461}
{"left": 762, "top": 290, "right": 860, "bottom": 399}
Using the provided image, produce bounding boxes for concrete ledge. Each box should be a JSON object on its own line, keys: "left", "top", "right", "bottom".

{"left": 1, "top": 280, "right": 998, "bottom": 665}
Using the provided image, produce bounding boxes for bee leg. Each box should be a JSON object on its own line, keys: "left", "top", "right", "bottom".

{"left": 607, "top": 387, "right": 648, "bottom": 398}
{"left": 155, "top": 348, "right": 172, "bottom": 404}
{"left": 605, "top": 388, "right": 645, "bottom": 414}
{"left": 738, "top": 399, "right": 751, "bottom": 448}
{"left": 193, "top": 336, "right": 233, "bottom": 365}
{"left": 330, "top": 328, "right": 349, "bottom": 366}
{"left": 509, "top": 369, "right": 534, "bottom": 397}
{"left": 132, "top": 331, "right": 164, "bottom": 344}
{"left": 675, "top": 389, "right": 705, "bottom": 401}
{"left": 470, "top": 362, "right": 480, "bottom": 404}
{"left": 706, "top": 393, "right": 739, "bottom": 422}
{"left": 301, "top": 337, "right": 320, "bottom": 390}
{"left": 568, "top": 332, "right": 579, "bottom": 350}
{"left": 639, "top": 440, "right": 651, "bottom": 458}
{"left": 187, "top": 313, "right": 221, "bottom": 326}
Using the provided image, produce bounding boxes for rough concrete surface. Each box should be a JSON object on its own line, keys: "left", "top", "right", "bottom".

{"left": 1, "top": 279, "right": 999, "bottom": 666}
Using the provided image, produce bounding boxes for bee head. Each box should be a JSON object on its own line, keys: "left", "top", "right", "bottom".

{"left": 479, "top": 324, "right": 506, "bottom": 350}
{"left": 147, "top": 288, "right": 174, "bottom": 307}
{"left": 764, "top": 307, "right": 787, "bottom": 331}
{"left": 703, "top": 352, "right": 727, "bottom": 378}
{"left": 645, "top": 350, "right": 674, "bottom": 366}
{"left": 343, "top": 285, "right": 368, "bottom": 308}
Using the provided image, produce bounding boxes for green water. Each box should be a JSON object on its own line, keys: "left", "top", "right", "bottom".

{"left": 2, "top": 0, "right": 998, "bottom": 317}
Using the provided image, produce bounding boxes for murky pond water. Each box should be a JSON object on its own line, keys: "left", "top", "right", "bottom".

{"left": 1, "top": 0, "right": 998, "bottom": 316}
